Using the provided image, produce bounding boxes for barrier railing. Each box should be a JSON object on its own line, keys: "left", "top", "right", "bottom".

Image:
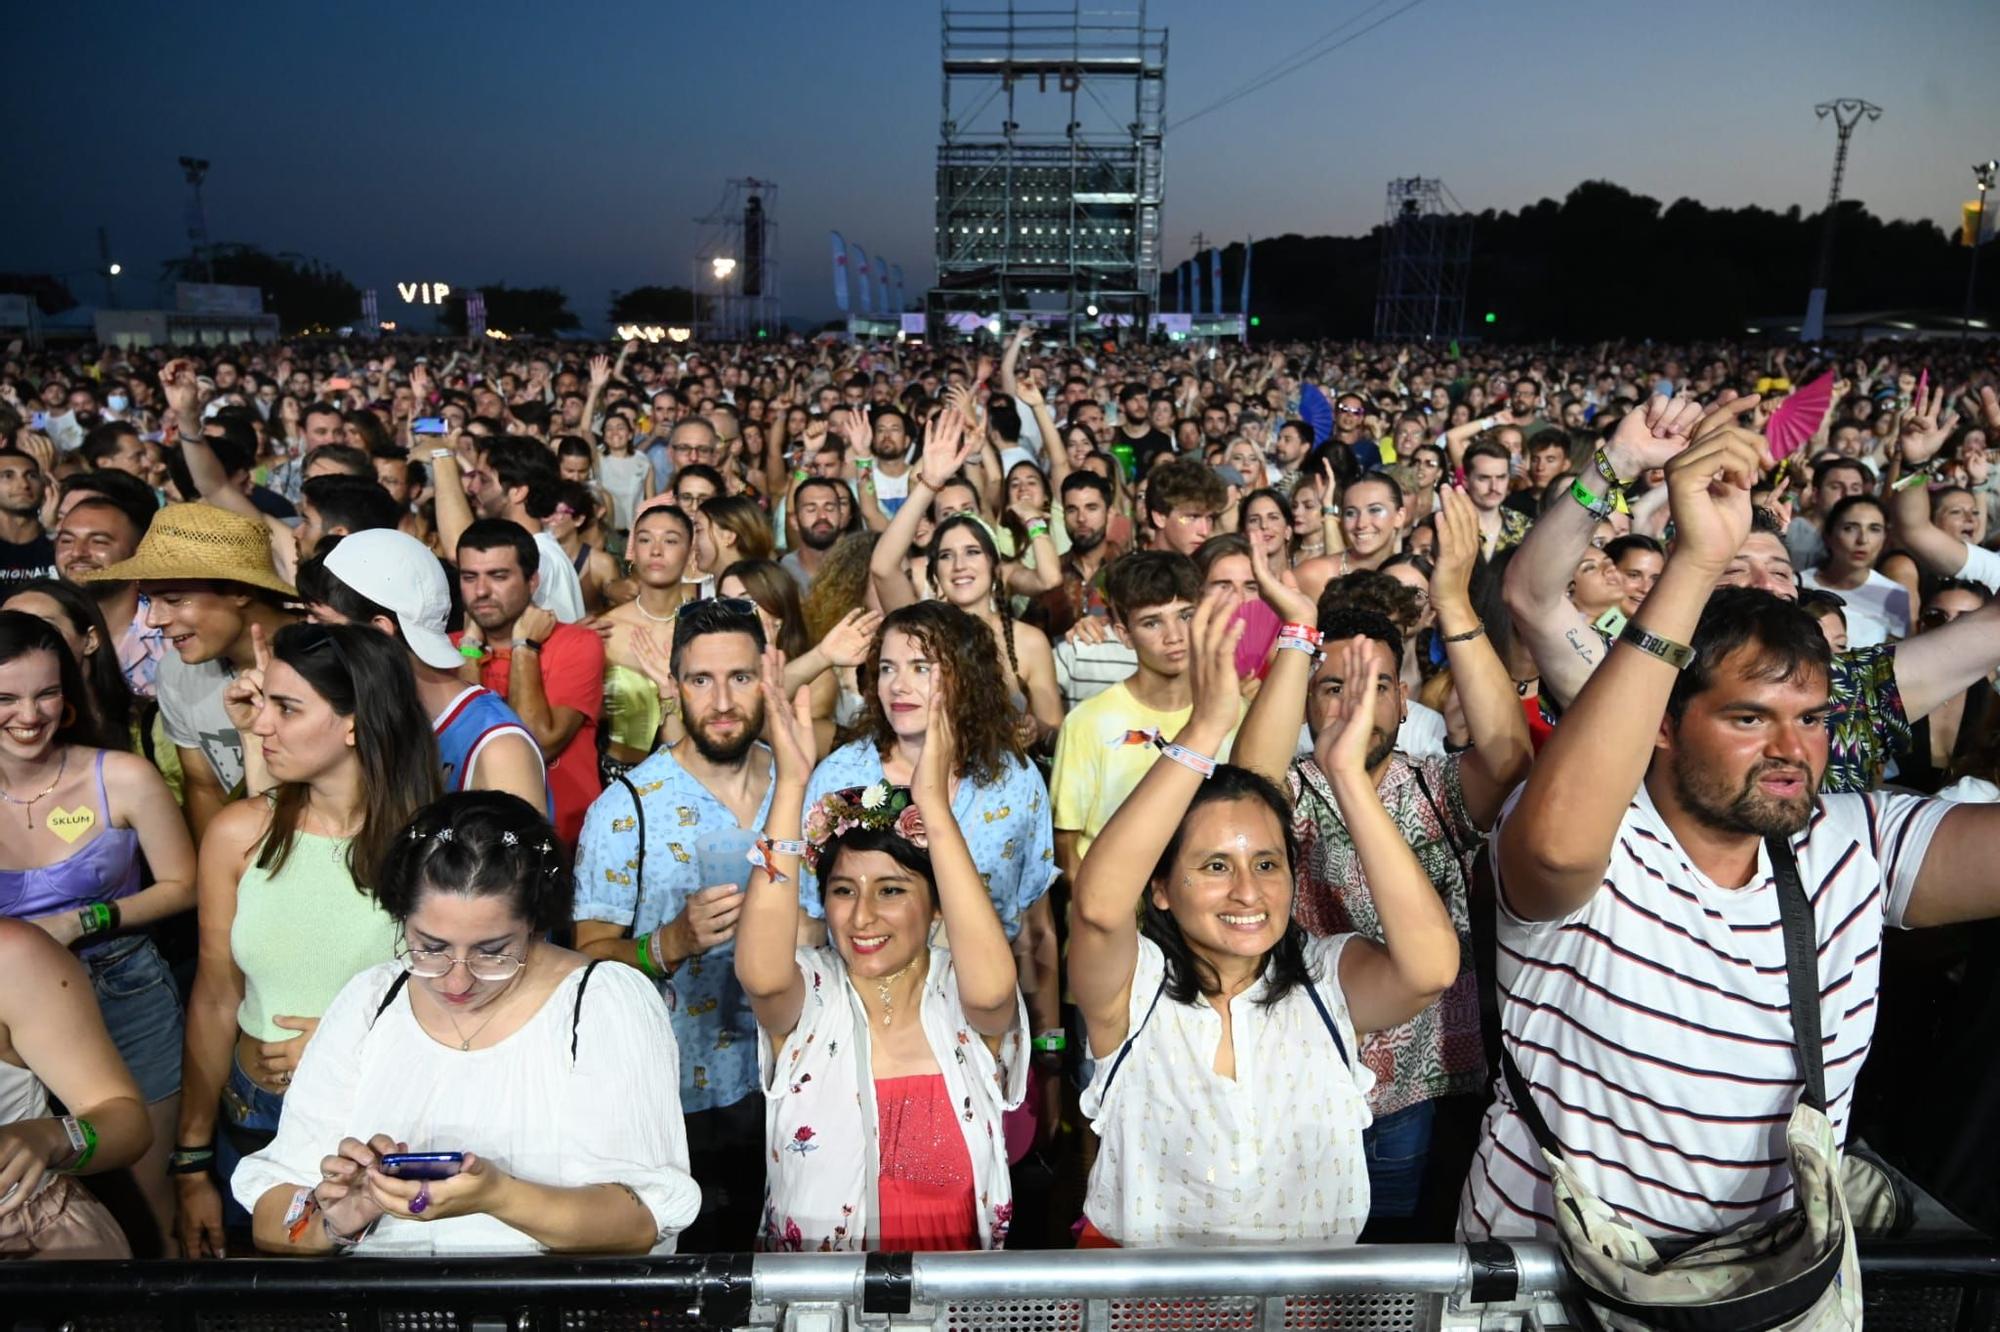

{"left": 3, "top": 1240, "right": 1995, "bottom": 1332}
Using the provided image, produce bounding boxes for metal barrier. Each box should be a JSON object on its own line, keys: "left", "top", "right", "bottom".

{"left": 2, "top": 1241, "right": 1996, "bottom": 1332}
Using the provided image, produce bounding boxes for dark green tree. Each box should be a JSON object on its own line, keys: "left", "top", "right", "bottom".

{"left": 0, "top": 274, "right": 78, "bottom": 316}
{"left": 160, "top": 244, "right": 359, "bottom": 331}
{"left": 440, "top": 284, "right": 581, "bottom": 338}
{"left": 607, "top": 285, "right": 706, "bottom": 327}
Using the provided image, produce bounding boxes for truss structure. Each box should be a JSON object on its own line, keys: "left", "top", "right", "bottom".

{"left": 694, "top": 178, "right": 780, "bottom": 340}
{"left": 1372, "top": 177, "right": 1473, "bottom": 343}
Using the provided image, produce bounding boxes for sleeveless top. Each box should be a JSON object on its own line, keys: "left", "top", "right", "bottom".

{"left": 875, "top": 1073, "right": 977, "bottom": 1251}
{"left": 571, "top": 542, "right": 592, "bottom": 575}
{"left": 231, "top": 831, "right": 400, "bottom": 1043}
{"left": 0, "top": 751, "right": 142, "bottom": 927}
{"left": 433, "top": 687, "right": 546, "bottom": 798}
{"left": 602, "top": 663, "right": 663, "bottom": 754}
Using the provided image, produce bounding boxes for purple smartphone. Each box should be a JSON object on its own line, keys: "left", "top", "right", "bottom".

{"left": 377, "top": 1151, "right": 464, "bottom": 1180}
{"left": 1232, "top": 599, "right": 1283, "bottom": 681}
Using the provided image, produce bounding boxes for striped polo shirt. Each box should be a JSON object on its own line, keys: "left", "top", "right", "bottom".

{"left": 1460, "top": 782, "right": 1949, "bottom": 1241}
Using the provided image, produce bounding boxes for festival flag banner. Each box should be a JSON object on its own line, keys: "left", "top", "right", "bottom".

{"left": 1239, "top": 238, "right": 1253, "bottom": 342}
{"left": 875, "top": 256, "right": 890, "bottom": 314}
{"left": 830, "top": 232, "right": 850, "bottom": 313}
{"left": 891, "top": 264, "right": 906, "bottom": 315}
{"left": 851, "top": 243, "right": 872, "bottom": 315}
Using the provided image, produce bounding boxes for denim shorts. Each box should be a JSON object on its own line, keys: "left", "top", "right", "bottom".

{"left": 83, "top": 935, "right": 184, "bottom": 1106}
{"left": 215, "top": 1058, "right": 287, "bottom": 1230}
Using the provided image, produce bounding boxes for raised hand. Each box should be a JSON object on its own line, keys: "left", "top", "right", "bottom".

{"left": 759, "top": 645, "right": 815, "bottom": 784}
{"left": 817, "top": 608, "right": 883, "bottom": 668}
{"left": 1247, "top": 531, "right": 1315, "bottom": 625}
{"left": 945, "top": 382, "right": 984, "bottom": 437}
{"left": 159, "top": 358, "right": 201, "bottom": 423}
{"left": 913, "top": 687, "right": 958, "bottom": 809}
{"left": 917, "top": 408, "right": 973, "bottom": 490}
{"left": 1188, "top": 590, "right": 1247, "bottom": 735}
{"left": 222, "top": 623, "right": 272, "bottom": 733}
{"left": 840, "top": 407, "right": 873, "bottom": 458}
{"left": 1429, "top": 484, "right": 1481, "bottom": 609}
{"left": 1605, "top": 392, "right": 1703, "bottom": 477}
{"left": 588, "top": 355, "right": 611, "bottom": 392}
{"left": 1897, "top": 385, "right": 1958, "bottom": 467}
{"left": 1014, "top": 376, "right": 1045, "bottom": 409}
{"left": 1664, "top": 410, "right": 1765, "bottom": 574}
{"left": 1980, "top": 384, "right": 2000, "bottom": 432}
{"left": 1312, "top": 636, "right": 1383, "bottom": 781}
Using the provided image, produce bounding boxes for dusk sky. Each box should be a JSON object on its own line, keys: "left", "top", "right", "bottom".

{"left": 8, "top": 0, "right": 1997, "bottom": 331}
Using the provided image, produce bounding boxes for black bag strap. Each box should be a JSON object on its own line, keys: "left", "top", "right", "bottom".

{"left": 1097, "top": 977, "right": 1168, "bottom": 1101}
{"left": 1765, "top": 834, "right": 1828, "bottom": 1112}
{"left": 1301, "top": 974, "right": 1351, "bottom": 1071}
{"left": 570, "top": 959, "right": 603, "bottom": 1060}
{"left": 1470, "top": 844, "right": 1562, "bottom": 1158}
{"left": 371, "top": 970, "right": 410, "bottom": 1025}
{"left": 614, "top": 774, "right": 647, "bottom": 941}
{"left": 1410, "top": 763, "right": 1468, "bottom": 867}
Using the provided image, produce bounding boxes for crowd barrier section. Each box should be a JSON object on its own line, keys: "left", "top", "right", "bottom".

{"left": 2, "top": 1241, "right": 1995, "bottom": 1332}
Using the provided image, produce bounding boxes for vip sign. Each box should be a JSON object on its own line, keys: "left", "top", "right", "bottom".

{"left": 397, "top": 282, "right": 452, "bottom": 305}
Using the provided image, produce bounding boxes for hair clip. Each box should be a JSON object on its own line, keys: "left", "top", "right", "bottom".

{"left": 434, "top": 828, "right": 454, "bottom": 844}
{"left": 538, "top": 840, "right": 553, "bottom": 857}
{"left": 502, "top": 831, "right": 519, "bottom": 846}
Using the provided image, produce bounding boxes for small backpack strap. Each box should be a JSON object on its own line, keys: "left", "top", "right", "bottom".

{"left": 570, "top": 960, "right": 604, "bottom": 1061}
{"left": 614, "top": 775, "right": 647, "bottom": 941}
{"left": 1097, "top": 977, "right": 1168, "bottom": 1101}
{"left": 371, "top": 971, "right": 410, "bottom": 1027}
{"left": 1301, "top": 975, "right": 1351, "bottom": 1071}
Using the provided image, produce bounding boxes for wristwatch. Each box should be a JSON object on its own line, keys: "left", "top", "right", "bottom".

{"left": 510, "top": 638, "right": 544, "bottom": 653}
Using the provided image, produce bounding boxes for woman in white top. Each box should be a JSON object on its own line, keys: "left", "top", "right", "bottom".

{"left": 737, "top": 650, "right": 1026, "bottom": 1252}
{"left": 1797, "top": 493, "right": 1910, "bottom": 646}
{"left": 0, "top": 919, "right": 151, "bottom": 1258}
{"left": 1068, "top": 593, "right": 1460, "bottom": 1248}
{"left": 232, "top": 791, "right": 699, "bottom": 1256}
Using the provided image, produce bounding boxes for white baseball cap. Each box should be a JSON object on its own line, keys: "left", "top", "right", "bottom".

{"left": 321, "top": 528, "right": 462, "bottom": 670}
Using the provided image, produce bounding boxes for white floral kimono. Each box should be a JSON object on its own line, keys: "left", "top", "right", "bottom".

{"left": 757, "top": 945, "right": 1028, "bottom": 1251}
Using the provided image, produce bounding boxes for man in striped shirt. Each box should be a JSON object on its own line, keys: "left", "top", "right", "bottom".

{"left": 1463, "top": 413, "right": 2000, "bottom": 1243}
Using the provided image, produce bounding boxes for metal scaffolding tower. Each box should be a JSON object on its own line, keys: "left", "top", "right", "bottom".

{"left": 1800, "top": 98, "right": 1882, "bottom": 343}
{"left": 1372, "top": 178, "right": 1473, "bottom": 343}
{"left": 928, "top": 2, "right": 1166, "bottom": 341}
{"left": 694, "top": 178, "right": 781, "bottom": 341}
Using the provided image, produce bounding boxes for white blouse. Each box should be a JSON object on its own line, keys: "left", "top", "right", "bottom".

{"left": 1081, "top": 934, "right": 1376, "bottom": 1247}
{"left": 233, "top": 960, "right": 701, "bottom": 1255}
{"left": 757, "top": 946, "right": 1028, "bottom": 1251}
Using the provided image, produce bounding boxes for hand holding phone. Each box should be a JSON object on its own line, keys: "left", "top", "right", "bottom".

{"left": 412, "top": 417, "right": 448, "bottom": 436}
{"left": 376, "top": 1151, "right": 464, "bottom": 1180}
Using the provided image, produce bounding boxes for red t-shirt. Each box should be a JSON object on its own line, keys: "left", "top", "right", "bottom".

{"left": 455, "top": 623, "right": 604, "bottom": 847}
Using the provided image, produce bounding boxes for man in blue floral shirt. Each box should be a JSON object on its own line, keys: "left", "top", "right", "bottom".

{"left": 574, "top": 598, "right": 818, "bottom": 1251}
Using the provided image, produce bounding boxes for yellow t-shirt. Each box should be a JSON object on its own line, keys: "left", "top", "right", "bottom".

{"left": 1048, "top": 681, "right": 1239, "bottom": 862}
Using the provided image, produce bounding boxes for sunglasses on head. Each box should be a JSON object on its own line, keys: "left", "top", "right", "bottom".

{"left": 676, "top": 595, "right": 759, "bottom": 621}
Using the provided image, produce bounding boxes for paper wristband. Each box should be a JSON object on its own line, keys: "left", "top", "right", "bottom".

{"left": 1153, "top": 736, "right": 1218, "bottom": 778}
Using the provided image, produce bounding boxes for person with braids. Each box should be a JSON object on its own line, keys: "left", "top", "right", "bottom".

{"left": 172, "top": 624, "right": 441, "bottom": 1258}
{"left": 234, "top": 791, "right": 700, "bottom": 1256}
{"left": 738, "top": 648, "right": 1027, "bottom": 1252}
{"left": 868, "top": 411, "right": 1064, "bottom": 746}
{"left": 1067, "top": 591, "right": 1459, "bottom": 1248}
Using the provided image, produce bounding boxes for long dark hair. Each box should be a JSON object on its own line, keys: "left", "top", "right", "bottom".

{"left": 0, "top": 610, "right": 111, "bottom": 751}
{"left": 1139, "top": 764, "right": 1315, "bottom": 1009}
{"left": 719, "top": 558, "right": 808, "bottom": 657}
{"left": 925, "top": 514, "right": 1020, "bottom": 682}
{"left": 0, "top": 585, "right": 131, "bottom": 750}
{"left": 257, "top": 622, "right": 442, "bottom": 894}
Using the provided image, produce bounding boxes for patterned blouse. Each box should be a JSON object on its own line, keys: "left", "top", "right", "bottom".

{"left": 1285, "top": 753, "right": 1486, "bottom": 1118}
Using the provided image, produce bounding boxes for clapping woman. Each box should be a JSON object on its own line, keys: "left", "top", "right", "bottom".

{"left": 1066, "top": 593, "right": 1459, "bottom": 1247}
{"left": 736, "top": 650, "right": 1026, "bottom": 1252}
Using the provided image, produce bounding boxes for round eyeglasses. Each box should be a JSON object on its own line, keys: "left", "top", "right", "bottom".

{"left": 398, "top": 942, "right": 528, "bottom": 983}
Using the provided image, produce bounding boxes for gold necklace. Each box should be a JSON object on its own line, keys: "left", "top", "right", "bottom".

{"left": 0, "top": 748, "right": 67, "bottom": 829}
{"left": 872, "top": 953, "right": 925, "bottom": 1027}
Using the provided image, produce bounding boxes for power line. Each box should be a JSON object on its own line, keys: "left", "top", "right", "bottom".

{"left": 1166, "top": 0, "right": 1427, "bottom": 132}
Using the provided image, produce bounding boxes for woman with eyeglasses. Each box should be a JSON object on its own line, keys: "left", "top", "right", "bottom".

{"left": 1893, "top": 579, "right": 1994, "bottom": 796}
{"left": 173, "top": 623, "right": 440, "bottom": 1259}
{"left": 232, "top": 791, "right": 699, "bottom": 1256}
{"left": 543, "top": 483, "right": 622, "bottom": 619}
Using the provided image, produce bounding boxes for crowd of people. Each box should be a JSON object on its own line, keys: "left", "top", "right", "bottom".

{"left": 0, "top": 327, "right": 1997, "bottom": 1292}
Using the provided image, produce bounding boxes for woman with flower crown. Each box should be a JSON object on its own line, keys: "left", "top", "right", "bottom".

{"left": 736, "top": 647, "right": 1027, "bottom": 1253}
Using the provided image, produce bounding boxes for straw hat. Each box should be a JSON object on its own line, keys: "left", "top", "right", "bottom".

{"left": 81, "top": 502, "right": 295, "bottom": 596}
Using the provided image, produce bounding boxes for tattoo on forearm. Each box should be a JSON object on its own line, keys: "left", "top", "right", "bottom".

{"left": 1564, "top": 628, "right": 1599, "bottom": 665}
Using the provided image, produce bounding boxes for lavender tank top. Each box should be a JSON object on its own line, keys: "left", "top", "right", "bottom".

{"left": 0, "top": 751, "right": 143, "bottom": 921}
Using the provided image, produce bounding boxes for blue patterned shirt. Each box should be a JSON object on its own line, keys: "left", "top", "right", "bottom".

{"left": 799, "top": 740, "right": 1056, "bottom": 939}
{"left": 574, "top": 743, "right": 803, "bottom": 1114}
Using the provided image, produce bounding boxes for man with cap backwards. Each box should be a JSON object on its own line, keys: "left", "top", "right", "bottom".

{"left": 299, "top": 528, "right": 549, "bottom": 817}
{"left": 83, "top": 503, "right": 298, "bottom": 839}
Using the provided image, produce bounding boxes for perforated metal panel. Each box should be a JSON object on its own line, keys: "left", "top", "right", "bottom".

{"left": 1282, "top": 1293, "right": 1434, "bottom": 1331}
{"left": 945, "top": 1300, "right": 1084, "bottom": 1332}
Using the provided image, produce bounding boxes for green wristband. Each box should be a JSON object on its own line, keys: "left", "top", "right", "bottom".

{"left": 59, "top": 1115, "right": 98, "bottom": 1174}
{"left": 634, "top": 929, "right": 662, "bottom": 980}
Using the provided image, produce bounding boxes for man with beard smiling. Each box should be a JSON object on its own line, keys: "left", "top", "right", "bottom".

{"left": 1234, "top": 485, "right": 1531, "bottom": 1238}
{"left": 572, "top": 598, "right": 815, "bottom": 1252}
{"left": 1462, "top": 423, "right": 2000, "bottom": 1256}
{"left": 1033, "top": 471, "right": 1121, "bottom": 638}
{"left": 780, "top": 476, "right": 846, "bottom": 591}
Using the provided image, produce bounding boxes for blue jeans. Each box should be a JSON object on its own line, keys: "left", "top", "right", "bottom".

{"left": 83, "top": 936, "right": 184, "bottom": 1105}
{"left": 1362, "top": 1099, "right": 1436, "bottom": 1220}
{"left": 214, "top": 1059, "right": 286, "bottom": 1230}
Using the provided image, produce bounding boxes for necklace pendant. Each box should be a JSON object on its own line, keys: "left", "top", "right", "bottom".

{"left": 460, "top": 1038, "right": 471, "bottom": 1051}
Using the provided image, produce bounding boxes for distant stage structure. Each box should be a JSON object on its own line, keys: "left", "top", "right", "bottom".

{"left": 1373, "top": 177, "right": 1473, "bottom": 344}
